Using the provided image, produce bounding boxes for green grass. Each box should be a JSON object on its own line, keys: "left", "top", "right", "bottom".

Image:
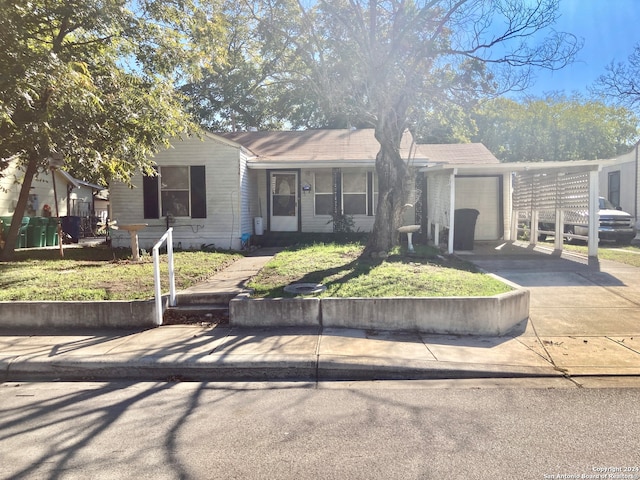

{"left": 247, "top": 243, "right": 512, "bottom": 298}
{"left": 0, "top": 246, "right": 242, "bottom": 301}
{"left": 537, "top": 240, "right": 640, "bottom": 267}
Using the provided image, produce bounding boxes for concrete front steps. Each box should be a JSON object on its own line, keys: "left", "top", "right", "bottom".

{"left": 163, "top": 292, "right": 236, "bottom": 325}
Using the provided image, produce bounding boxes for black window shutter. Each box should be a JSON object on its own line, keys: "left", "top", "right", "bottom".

{"left": 190, "top": 166, "right": 207, "bottom": 218}
{"left": 143, "top": 168, "right": 159, "bottom": 219}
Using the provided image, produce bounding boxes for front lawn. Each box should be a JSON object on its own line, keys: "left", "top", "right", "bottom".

{"left": 537, "top": 240, "right": 640, "bottom": 267}
{"left": 247, "top": 243, "right": 512, "bottom": 298}
{"left": 0, "top": 246, "right": 242, "bottom": 301}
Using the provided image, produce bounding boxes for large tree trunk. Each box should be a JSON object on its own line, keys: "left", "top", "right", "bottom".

{"left": 0, "top": 156, "right": 38, "bottom": 261}
{"left": 365, "top": 111, "right": 411, "bottom": 255}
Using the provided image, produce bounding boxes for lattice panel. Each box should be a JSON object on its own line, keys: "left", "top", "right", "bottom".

{"left": 427, "top": 173, "right": 451, "bottom": 226}
{"left": 513, "top": 170, "right": 591, "bottom": 227}
{"left": 512, "top": 174, "right": 534, "bottom": 210}
{"left": 513, "top": 170, "right": 589, "bottom": 211}
{"left": 558, "top": 172, "right": 589, "bottom": 210}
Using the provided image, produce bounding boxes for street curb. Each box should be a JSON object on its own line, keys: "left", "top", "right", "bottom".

{"left": 1, "top": 356, "right": 564, "bottom": 383}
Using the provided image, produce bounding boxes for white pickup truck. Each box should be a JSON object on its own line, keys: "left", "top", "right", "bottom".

{"left": 539, "top": 197, "right": 637, "bottom": 244}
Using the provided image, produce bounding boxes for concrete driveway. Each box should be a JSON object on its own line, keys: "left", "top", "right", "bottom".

{"left": 465, "top": 241, "right": 640, "bottom": 375}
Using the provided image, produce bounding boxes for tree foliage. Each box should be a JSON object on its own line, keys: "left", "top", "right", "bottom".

{"left": 0, "top": 0, "right": 218, "bottom": 259}
{"left": 276, "top": 0, "right": 581, "bottom": 252}
{"left": 181, "top": 0, "right": 323, "bottom": 131}
{"left": 472, "top": 95, "right": 639, "bottom": 162}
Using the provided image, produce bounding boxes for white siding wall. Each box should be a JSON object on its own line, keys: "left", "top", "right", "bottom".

{"left": 300, "top": 169, "right": 332, "bottom": 233}
{"left": 239, "top": 150, "right": 253, "bottom": 239}
{"left": 255, "top": 170, "right": 267, "bottom": 234}
{"left": 109, "top": 136, "right": 243, "bottom": 250}
{"left": 243, "top": 168, "right": 262, "bottom": 237}
{"left": 599, "top": 151, "right": 637, "bottom": 219}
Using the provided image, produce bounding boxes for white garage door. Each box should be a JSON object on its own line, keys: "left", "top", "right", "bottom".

{"left": 455, "top": 176, "right": 500, "bottom": 241}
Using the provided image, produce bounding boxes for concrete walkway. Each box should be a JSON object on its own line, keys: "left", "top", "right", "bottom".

{"left": 2, "top": 242, "right": 640, "bottom": 383}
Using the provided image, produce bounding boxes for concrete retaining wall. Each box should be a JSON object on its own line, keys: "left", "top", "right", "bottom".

{"left": 0, "top": 300, "right": 157, "bottom": 329}
{"left": 230, "top": 294, "right": 321, "bottom": 327}
{"left": 231, "top": 289, "right": 529, "bottom": 336}
{"left": 321, "top": 290, "right": 528, "bottom": 336}
{"left": 1, "top": 289, "right": 529, "bottom": 336}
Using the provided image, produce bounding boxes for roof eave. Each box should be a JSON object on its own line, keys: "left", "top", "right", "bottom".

{"left": 248, "top": 159, "right": 429, "bottom": 170}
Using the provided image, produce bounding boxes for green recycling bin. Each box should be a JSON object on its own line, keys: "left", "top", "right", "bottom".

{"left": 17, "top": 217, "right": 29, "bottom": 248}
{"left": 0, "top": 216, "right": 30, "bottom": 248}
{"left": 27, "top": 216, "right": 47, "bottom": 247}
{"left": 45, "top": 217, "right": 59, "bottom": 246}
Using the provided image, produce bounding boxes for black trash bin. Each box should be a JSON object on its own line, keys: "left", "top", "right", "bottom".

{"left": 453, "top": 209, "right": 479, "bottom": 250}
{"left": 61, "top": 216, "right": 81, "bottom": 243}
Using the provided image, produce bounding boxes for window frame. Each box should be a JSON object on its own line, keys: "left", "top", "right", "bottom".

{"left": 341, "top": 171, "right": 368, "bottom": 216}
{"left": 143, "top": 165, "right": 207, "bottom": 220}
{"left": 160, "top": 166, "right": 191, "bottom": 217}
{"left": 314, "top": 170, "right": 334, "bottom": 216}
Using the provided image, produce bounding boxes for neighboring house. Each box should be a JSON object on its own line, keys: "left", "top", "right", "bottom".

{"left": 108, "top": 128, "right": 508, "bottom": 251}
{"left": 598, "top": 144, "right": 639, "bottom": 226}
{"left": 0, "top": 158, "right": 105, "bottom": 219}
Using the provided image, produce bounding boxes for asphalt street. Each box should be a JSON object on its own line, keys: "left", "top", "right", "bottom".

{"left": 1, "top": 380, "right": 640, "bottom": 480}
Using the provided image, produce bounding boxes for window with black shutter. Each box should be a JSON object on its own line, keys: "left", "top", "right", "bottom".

{"left": 142, "top": 166, "right": 206, "bottom": 219}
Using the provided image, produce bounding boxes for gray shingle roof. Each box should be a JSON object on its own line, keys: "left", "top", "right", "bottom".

{"left": 218, "top": 129, "right": 423, "bottom": 163}
{"left": 217, "top": 129, "right": 498, "bottom": 166}
{"left": 418, "top": 143, "right": 500, "bottom": 165}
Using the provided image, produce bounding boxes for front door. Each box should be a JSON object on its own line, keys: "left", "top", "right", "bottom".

{"left": 270, "top": 171, "right": 298, "bottom": 232}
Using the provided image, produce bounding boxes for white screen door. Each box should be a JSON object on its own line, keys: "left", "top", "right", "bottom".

{"left": 270, "top": 171, "right": 298, "bottom": 231}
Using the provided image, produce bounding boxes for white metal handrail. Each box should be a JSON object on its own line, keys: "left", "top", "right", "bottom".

{"left": 152, "top": 228, "right": 176, "bottom": 326}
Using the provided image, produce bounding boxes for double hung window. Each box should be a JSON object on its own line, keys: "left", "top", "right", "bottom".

{"left": 143, "top": 165, "right": 207, "bottom": 219}
{"left": 314, "top": 171, "right": 334, "bottom": 215}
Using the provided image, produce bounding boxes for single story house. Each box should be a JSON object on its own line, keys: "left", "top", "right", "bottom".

{"left": 108, "top": 128, "right": 508, "bottom": 251}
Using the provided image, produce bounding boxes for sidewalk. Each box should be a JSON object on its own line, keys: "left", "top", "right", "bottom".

{"left": 2, "top": 242, "right": 640, "bottom": 383}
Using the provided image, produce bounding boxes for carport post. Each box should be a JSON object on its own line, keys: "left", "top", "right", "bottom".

{"left": 588, "top": 170, "right": 599, "bottom": 257}
{"left": 510, "top": 209, "right": 517, "bottom": 242}
{"left": 554, "top": 209, "right": 564, "bottom": 251}
{"left": 530, "top": 210, "right": 538, "bottom": 246}
{"left": 447, "top": 170, "right": 456, "bottom": 254}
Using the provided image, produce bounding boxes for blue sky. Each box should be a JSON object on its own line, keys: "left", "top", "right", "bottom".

{"left": 523, "top": 0, "right": 640, "bottom": 97}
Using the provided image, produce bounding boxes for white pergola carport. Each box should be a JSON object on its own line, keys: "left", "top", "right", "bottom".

{"left": 421, "top": 160, "right": 602, "bottom": 258}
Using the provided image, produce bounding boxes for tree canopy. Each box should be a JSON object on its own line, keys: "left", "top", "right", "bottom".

{"left": 0, "top": 0, "right": 219, "bottom": 259}
{"left": 471, "top": 95, "right": 639, "bottom": 162}
{"left": 272, "top": 0, "right": 581, "bottom": 252}
{"left": 1, "top": 0, "right": 585, "bottom": 258}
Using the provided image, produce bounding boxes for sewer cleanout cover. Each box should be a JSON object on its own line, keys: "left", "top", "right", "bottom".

{"left": 283, "top": 283, "right": 327, "bottom": 295}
